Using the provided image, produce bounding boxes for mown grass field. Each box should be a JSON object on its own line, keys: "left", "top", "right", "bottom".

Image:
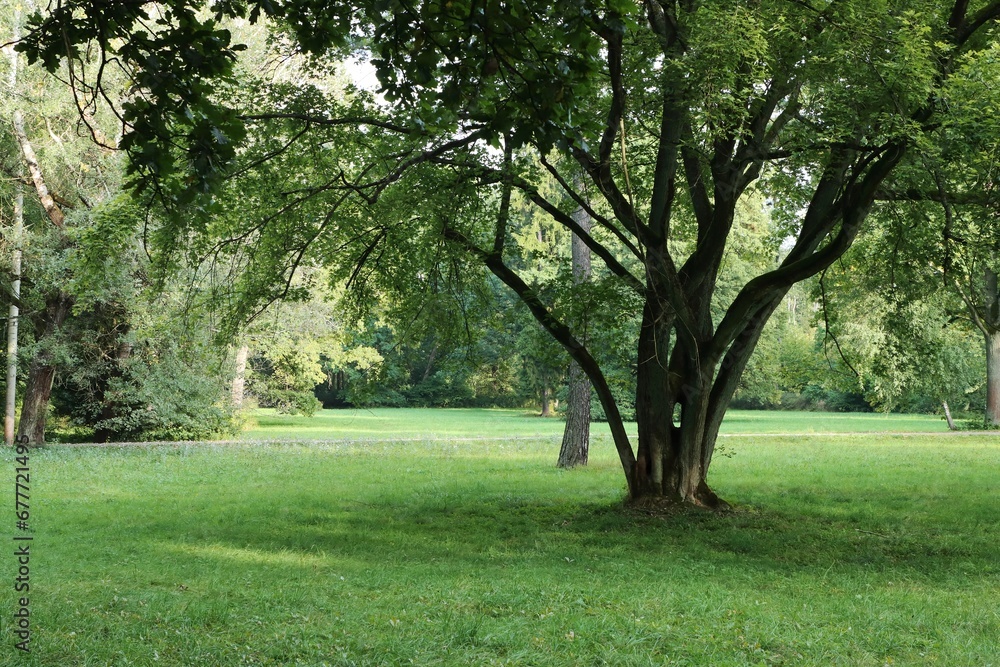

{"left": 242, "top": 407, "right": 951, "bottom": 441}
{"left": 2, "top": 410, "right": 997, "bottom": 666}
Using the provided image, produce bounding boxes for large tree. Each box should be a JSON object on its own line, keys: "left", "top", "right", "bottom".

{"left": 19, "top": 0, "right": 1000, "bottom": 504}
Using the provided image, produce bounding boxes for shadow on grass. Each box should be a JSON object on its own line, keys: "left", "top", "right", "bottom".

{"left": 144, "top": 487, "right": 998, "bottom": 585}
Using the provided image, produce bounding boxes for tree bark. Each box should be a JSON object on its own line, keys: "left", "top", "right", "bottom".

{"left": 5, "top": 5, "right": 22, "bottom": 447}
{"left": 558, "top": 361, "right": 590, "bottom": 467}
{"left": 987, "top": 329, "right": 1000, "bottom": 426}
{"left": 942, "top": 401, "right": 956, "bottom": 430}
{"left": 558, "top": 200, "right": 592, "bottom": 468}
{"left": 232, "top": 344, "right": 250, "bottom": 408}
{"left": 11, "top": 59, "right": 72, "bottom": 446}
{"left": 634, "top": 299, "right": 675, "bottom": 497}
{"left": 5, "top": 188, "right": 22, "bottom": 446}
{"left": 16, "top": 291, "right": 73, "bottom": 445}
{"left": 420, "top": 342, "right": 438, "bottom": 383}
{"left": 12, "top": 110, "right": 64, "bottom": 229}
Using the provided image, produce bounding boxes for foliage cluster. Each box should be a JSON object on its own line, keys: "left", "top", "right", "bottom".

{"left": 0, "top": 35, "right": 240, "bottom": 442}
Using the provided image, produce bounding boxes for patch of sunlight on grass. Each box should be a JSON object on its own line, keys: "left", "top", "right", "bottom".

{"left": 160, "top": 542, "right": 335, "bottom": 568}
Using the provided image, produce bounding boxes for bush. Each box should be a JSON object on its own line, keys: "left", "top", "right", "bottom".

{"left": 265, "top": 388, "right": 323, "bottom": 417}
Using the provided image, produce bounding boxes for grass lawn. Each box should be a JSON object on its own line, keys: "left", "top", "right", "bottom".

{"left": 2, "top": 412, "right": 997, "bottom": 665}
{"left": 241, "top": 407, "right": 951, "bottom": 442}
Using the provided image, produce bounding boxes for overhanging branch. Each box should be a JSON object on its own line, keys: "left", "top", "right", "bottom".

{"left": 441, "top": 223, "right": 637, "bottom": 485}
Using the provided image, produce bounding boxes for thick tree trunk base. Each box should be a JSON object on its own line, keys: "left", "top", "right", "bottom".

{"left": 17, "top": 363, "right": 56, "bottom": 446}
{"left": 17, "top": 291, "right": 73, "bottom": 445}
{"left": 626, "top": 481, "right": 732, "bottom": 513}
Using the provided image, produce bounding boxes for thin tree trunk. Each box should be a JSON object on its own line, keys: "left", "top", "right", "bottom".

{"left": 540, "top": 384, "right": 552, "bottom": 417}
{"left": 558, "top": 199, "right": 592, "bottom": 468}
{"left": 232, "top": 344, "right": 249, "bottom": 408}
{"left": 11, "top": 46, "right": 72, "bottom": 446}
{"left": 983, "top": 268, "right": 1000, "bottom": 427}
{"left": 17, "top": 292, "right": 72, "bottom": 445}
{"left": 420, "top": 342, "right": 438, "bottom": 383}
{"left": 5, "top": 5, "right": 22, "bottom": 447}
{"left": 5, "top": 189, "right": 22, "bottom": 446}
{"left": 942, "top": 401, "right": 956, "bottom": 430}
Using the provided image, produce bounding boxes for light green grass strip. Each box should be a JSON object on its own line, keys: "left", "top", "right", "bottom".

{"left": 238, "top": 408, "right": 950, "bottom": 442}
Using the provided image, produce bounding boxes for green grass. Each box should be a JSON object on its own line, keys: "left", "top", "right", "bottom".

{"left": 241, "top": 407, "right": 951, "bottom": 442}
{"left": 3, "top": 417, "right": 998, "bottom": 665}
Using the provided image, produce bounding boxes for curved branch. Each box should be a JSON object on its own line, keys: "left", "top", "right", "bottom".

{"left": 538, "top": 154, "right": 643, "bottom": 260}
{"left": 429, "top": 158, "right": 646, "bottom": 294}
{"left": 441, "top": 224, "right": 637, "bottom": 490}
{"left": 957, "top": 1, "right": 1000, "bottom": 44}
{"left": 513, "top": 183, "right": 645, "bottom": 295}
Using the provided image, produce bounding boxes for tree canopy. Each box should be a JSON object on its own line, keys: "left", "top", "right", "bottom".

{"left": 17, "top": 0, "right": 1000, "bottom": 503}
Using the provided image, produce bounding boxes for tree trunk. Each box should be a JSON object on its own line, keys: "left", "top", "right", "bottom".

{"left": 981, "top": 267, "right": 1000, "bottom": 427}
{"left": 232, "top": 344, "right": 249, "bottom": 408}
{"left": 420, "top": 342, "right": 439, "bottom": 383}
{"left": 558, "top": 361, "right": 590, "bottom": 467}
{"left": 5, "top": 188, "right": 22, "bottom": 446}
{"left": 5, "top": 6, "right": 22, "bottom": 447}
{"left": 540, "top": 384, "right": 552, "bottom": 417}
{"left": 633, "top": 299, "right": 675, "bottom": 498}
{"left": 17, "top": 291, "right": 73, "bottom": 445}
{"left": 11, "top": 45, "right": 72, "bottom": 446}
{"left": 626, "top": 279, "right": 786, "bottom": 507}
{"left": 942, "top": 401, "right": 956, "bottom": 430}
{"left": 987, "top": 329, "right": 1000, "bottom": 426}
{"left": 558, "top": 199, "right": 592, "bottom": 468}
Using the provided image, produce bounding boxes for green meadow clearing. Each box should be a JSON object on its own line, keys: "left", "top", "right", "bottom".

{"left": 242, "top": 407, "right": 952, "bottom": 441}
{"left": 2, "top": 410, "right": 998, "bottom": 666}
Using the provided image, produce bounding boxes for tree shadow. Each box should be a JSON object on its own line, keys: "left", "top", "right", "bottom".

{"left": 144, "top": 484, "right": 999, "bottom": 584}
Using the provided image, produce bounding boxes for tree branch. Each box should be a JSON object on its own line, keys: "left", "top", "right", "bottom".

{"left": 646, "top": 99, "right": 681, "bottom": 240}
{"left": 957, "top": 1, "right": 1000, "bottom": 44}
{"left": 441, "top": 224, "right": 637, "bottom": 486}
{"left": 573, "top": 146, "right": 651, "bottom": 245}
{"left": 681, "top": 139, "right": 713, "bottom": 232}
{"left": 500, "top": 179, "right": 644, "bottom": 294}
{"left": 597, "top": 28, "right": 626, "bottom": 168}
{"left": 12, "top": 110, "right": 65, "bottom": 229}
{"left": 949, "top": 0, "right": 970, "bottom": 32}
{"left": 493, "top": 139, "right": 513, "bottom": 255}
{"left": 538, "top": 155, "right": 643, "bottom": 260}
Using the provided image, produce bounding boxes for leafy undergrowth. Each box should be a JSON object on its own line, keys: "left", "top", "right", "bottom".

{"left": 2, "top": 434, "right": 997, "bottom": 665}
